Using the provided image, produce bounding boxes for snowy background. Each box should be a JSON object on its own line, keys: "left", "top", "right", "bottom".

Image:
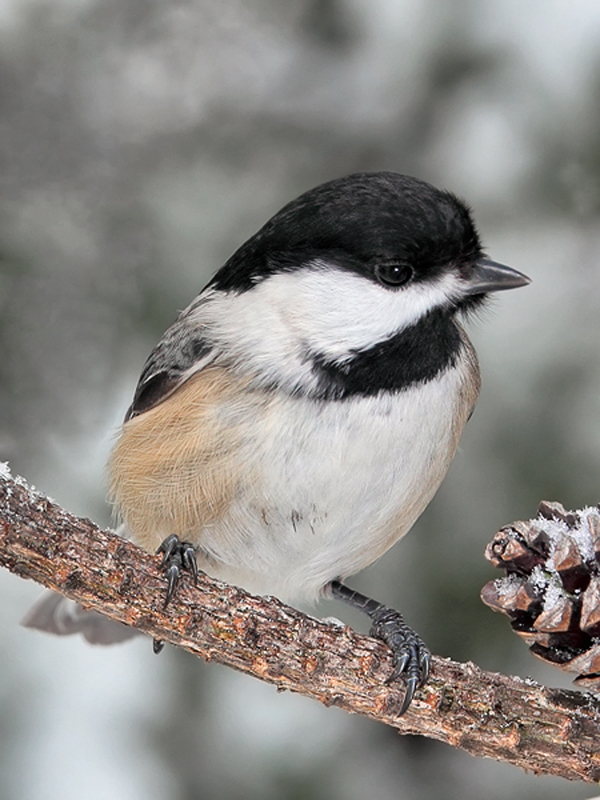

{"left": 2, "top": 1, "right": 600, "bottom": 798}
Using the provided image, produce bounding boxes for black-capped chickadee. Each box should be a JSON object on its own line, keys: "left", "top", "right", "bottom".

{"left": 24, "top": 172, "right": 530, "bottom": 714}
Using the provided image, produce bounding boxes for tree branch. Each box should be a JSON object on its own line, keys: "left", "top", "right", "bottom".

{"left": 1, "top": 468, "right": 600, "bottom": 784}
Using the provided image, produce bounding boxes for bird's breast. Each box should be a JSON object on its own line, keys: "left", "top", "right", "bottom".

{"left": 227, "top": 351, "right": 478, "bottom": 599}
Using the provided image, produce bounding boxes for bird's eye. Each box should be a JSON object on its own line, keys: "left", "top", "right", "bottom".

{"left": 374, "top": 262, "right": 413, "bottom": 288}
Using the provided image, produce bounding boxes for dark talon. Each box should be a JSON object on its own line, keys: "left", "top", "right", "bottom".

{"left": 157, "top": 533, "right": 179, "bottom": 564}
{"left": 153, "top": 638, "right": 164, "bottom": 654}
{"left": 156, "top": 534, "right": 198, "bottom": 608}
{"left": 165, "top": 565, "right": 180, "bottom": 607}
{"left": 398, "top": 674, "right": 418, "bottom": 716}
{"left": 182, "top": 543, "right": 199, "bottom": 585}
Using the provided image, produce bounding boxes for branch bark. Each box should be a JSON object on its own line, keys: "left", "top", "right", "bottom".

{"left": 1, "top": 469, "right": 600, "bottom": 784}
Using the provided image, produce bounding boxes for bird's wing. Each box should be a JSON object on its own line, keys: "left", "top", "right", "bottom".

{"left": 125, "top": 295, "right": 218, "bottom": 421}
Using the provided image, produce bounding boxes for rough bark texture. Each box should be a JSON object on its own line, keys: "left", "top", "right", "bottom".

{"left": 2, "top": 469, "right": 600, "bottom": 783}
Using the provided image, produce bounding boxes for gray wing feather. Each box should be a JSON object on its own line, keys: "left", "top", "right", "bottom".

{"left": 126, "top": 300, "right": 216, "bottom": 420}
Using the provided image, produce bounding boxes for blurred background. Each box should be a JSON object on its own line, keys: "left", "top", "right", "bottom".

{"left": 1, "top": 0, "right": 600, "bottom": 798}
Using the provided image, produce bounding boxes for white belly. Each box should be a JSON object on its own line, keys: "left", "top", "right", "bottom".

{"left": 197, "top": 363, "right": 472, "bottom": 602}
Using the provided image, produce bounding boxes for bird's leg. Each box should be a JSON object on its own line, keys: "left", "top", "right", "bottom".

{"left": 153, "top": 534, "right": 199, "bottom": 654}
{"left": 328, "top": 579, "right": 431, "bottom": 715}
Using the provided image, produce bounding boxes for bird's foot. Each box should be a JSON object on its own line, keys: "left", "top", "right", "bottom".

{"left": 328, "top": 579, "right": 430, "bottom": 715}
{"left": 368, "top": 606, "right": 431, "bottom": 716}
{"left": 153, "top": 534, "right": 198, "bottom": 655}
{"left": 156, "top": 534, "right": 198, "bottom": 608}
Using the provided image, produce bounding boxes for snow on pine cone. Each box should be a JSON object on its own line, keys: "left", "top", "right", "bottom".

{"left": 481, "top": 501, "right": 600, "bottom": 689}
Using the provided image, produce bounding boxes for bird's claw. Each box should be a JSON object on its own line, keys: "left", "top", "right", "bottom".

{"left": 152, "top": 535, "right": 198, "bottom": 655}
{"left": 368, "top": 606, "right": 431, "bottom": 716}
{"left": 156, "top": 534, "right": 198, "bottom": 608}
{"left": 153, "top": 638, "right": 165, "bottom": 654}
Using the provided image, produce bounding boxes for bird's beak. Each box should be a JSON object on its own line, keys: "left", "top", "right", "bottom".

{"left": 462, "top": 257, "right": 531, "bottom": 295}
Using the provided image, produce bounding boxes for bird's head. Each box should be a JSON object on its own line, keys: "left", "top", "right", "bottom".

{"left": 206, "top": 173, "right": 529, "bottom": 368}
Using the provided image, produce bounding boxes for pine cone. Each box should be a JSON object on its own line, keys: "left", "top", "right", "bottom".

{"left": 481, "top": 501, "right": 600, "bottom": 689}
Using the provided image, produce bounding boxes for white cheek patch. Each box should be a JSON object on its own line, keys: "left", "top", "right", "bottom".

{"left": 279, "top": 263, "right": 462, "bottom": 359}
{"left": 190, "top": 265, "right": 462, "bottom": 388}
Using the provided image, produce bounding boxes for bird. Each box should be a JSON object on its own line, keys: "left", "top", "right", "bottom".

{"left": 23, "top": 172, "right": 530, "bottom": 714}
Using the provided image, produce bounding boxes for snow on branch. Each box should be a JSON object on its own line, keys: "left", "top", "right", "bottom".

{"left": 1, "top": 466, "right": 600, "bottom": 783}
